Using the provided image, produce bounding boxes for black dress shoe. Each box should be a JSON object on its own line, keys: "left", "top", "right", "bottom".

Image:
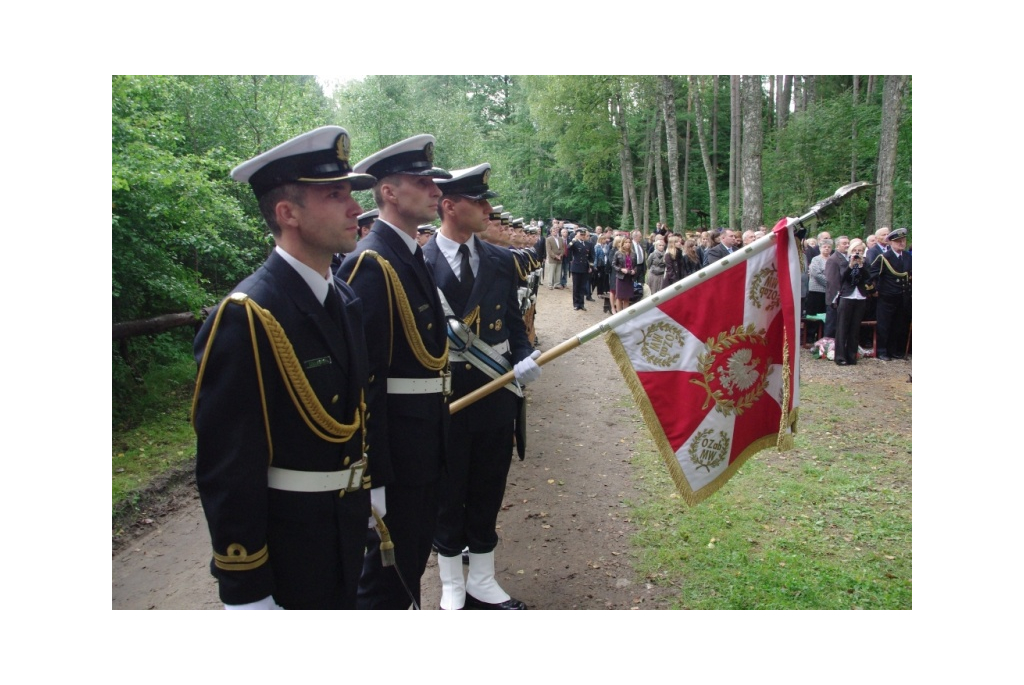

{"left": 836, "top": 359, "right": 848, "bottom": 366}
{"left": 580, "top": 306, "right": 586, "bottom": 311}
{"left": 586, "top": 297, "right": 595, "bottom": 302}
{"left": 465, "top": 594, "right": 527, "bottom": 610}
{"left": 877, "top": 354, "right": 891, "bottom": 362}
{"left": 891, "top": 354, "right": 905, "bottom": 360}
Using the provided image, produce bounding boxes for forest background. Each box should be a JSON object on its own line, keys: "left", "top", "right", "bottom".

{"left": 111, "top": 73, "right": 911, "bottom": 436}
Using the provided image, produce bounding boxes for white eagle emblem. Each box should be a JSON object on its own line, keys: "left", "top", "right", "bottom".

{"left": 717, "top": 348, "right": 760, "bottom": 394}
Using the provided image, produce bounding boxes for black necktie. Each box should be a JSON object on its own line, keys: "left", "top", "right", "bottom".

{"left": 458, "top": 244, "right": 474, "bottom": 293}
{"left": 324, "top": 286, "right": 345, "bottom": 327}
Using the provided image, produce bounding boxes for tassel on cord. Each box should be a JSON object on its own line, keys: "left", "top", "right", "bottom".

{"left": 371, "top": 507, "right": 395, "bottom": 567}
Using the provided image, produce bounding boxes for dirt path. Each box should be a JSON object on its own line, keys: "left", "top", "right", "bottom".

{"left": 112, "top": 284, "right": 675, "bottom": 610}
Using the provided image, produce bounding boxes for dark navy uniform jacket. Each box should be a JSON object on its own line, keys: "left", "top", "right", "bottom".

{"left": 338, "top": 220, "right": 449, "bottom": 487}
{"left": 423, "top": 235, "right": 532, "bottom": 431}
{"left": 193, "top": 250, "right": 370, "bottom": 607}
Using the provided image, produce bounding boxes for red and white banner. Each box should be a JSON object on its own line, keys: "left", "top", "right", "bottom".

{"left": 606, "top": 219, "right": 801, "bottom": 506}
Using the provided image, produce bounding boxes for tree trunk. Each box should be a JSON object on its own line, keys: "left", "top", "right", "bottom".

{"left": 612, "top": 84, "right": 641, "bottom": 233}
{"left": 660, "top": 75, "right": 684, "bottom": 233}
{"left": 781, "top": 75, "right": 792, "bottom": 124}
{"left": 113, "top": 311, "right": 206, "bottom": 340}
{"left": 867, "top": 75, "right": 876, "bottom": 104}
{"left": 641, "top": 122, "right": 656, "bottom": 233}
{"left": 729, "top": 76, "right": 740, "bottom": 230}
{"left": 682, "top": 88, "right": 692, "bottom": 232}
{"left": 851, "top": 75, "right": 859, "bottom": 183}
{"left": 768, "top": 76, "right": 775, "bottom": 131}
{"left": 866, "top": 75, "right": 909, "bottom": 233}
{"left": 689, "top": 75, "right": 718, "bottom": 230}
{"left": 712, "top": 75, "right": 719, "bottom": 180}
{"left": 740, "top": 75, "right": 764, "bottom": 231}
{"left": 653, "top": 97, "right": 667, "bottom": 226}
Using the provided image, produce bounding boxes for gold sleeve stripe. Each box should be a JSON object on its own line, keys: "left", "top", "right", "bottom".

{"left": 213, "top": 543, "right": 269, "bottom": 571}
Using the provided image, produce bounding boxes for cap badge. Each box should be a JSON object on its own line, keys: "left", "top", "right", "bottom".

{"left": 335, "top": 132, "right": 351, "bottom": 163}
{"left": 424, "top": 141, "right": 434, "bottom": 164}
{"left": 482, "top": 168, "right": 490, "bottom": 185}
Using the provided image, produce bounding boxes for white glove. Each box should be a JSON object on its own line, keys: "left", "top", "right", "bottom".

{"left": 514, "top": 350, "right": 542, "bottom": 385}
{"left": 224, "top": 595, "right": 283, "bottom": 610}
{"left": 369, "top": 486, "right": 386, "bottom": 528}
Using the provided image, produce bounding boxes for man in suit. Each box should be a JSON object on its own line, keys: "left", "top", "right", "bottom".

{"left": 870, "top": 227, "right": 911, "bottom": 361}
{"left": 338, "top": 135, "right": 453, "bottom": 609}
{"left": 425, "top": 164, "right": 541, "bottom": 610}
{"left": 544, "top": 222, "right": 563, "bottom": 289}
{"left": 192, "top": 126, "right": 377, "bottom": 609}
{"left": 568, "top": 226, "right": 594, "bottom": 311}
{"left": 702, "top": 229, "right": 738, "bottom": 267}
{"left": 631, "top": 230, "right": 648, "bottom": 286}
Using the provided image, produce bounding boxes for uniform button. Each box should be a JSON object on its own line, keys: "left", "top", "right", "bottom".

{"left": 496, "top": 304, "right": 501, "bottom": 310}
{"left": 368, "top": 375, "right": 375, "bottom": 383}
{"left": 331, "top": 394, "right": 339, "bottom": 404}
{"left": 465, "top": 363, "right": 472, "bottom": 370}
{"left": 343, "top": 456, "right": 351, "bottom": 466}
{"left": 488, "top": 323, "right": 494, "bottom": 330}
{"left": 427, "top": 323, "right": 433, "bottom": 330}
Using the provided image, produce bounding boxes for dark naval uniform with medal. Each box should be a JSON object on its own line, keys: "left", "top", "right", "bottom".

{"left": 192, "top": 126, "right": 376, "bottom": 609}
{"left": 425, "top": 164, "right": 539, "bottom": 610}
{"left": 338, "top": 135, "right": 453, "bottom": 610}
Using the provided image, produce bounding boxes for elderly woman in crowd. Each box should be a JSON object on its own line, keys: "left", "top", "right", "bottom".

{"left": 807, "top": 238, "right": 832, "bottom": 316}
{"left": 646, "top": 237, "right": 667, "bottom": 294}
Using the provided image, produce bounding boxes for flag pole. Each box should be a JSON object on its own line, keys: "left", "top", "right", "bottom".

{"left": 449, "top": 181, "right": 873, "bottom": 414}
{"left": 450, "top": 233, "right": 779, "bottom": 414}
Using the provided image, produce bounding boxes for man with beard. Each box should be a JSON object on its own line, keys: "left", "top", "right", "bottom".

{"left": 338, "top": 135, "right": 453, "bottom": 609}
{"left": 424, "top": 164, "right": 541, "bottom": 610}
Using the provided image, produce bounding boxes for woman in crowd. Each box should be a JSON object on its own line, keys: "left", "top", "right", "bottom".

{"left": 832, "top": 238, "right": 871, "bottom": 366}
{"left": 807, "top": 238, "right": 832, "bottom": 316}
{"left": 611, "top": 237, "right": 637, "bottom": 314}
{"left": 646, "top": 237, "right": 666, "bottom": 294}
{"left": 663, "top": 235, "right": 683, "bottom": 287}
{"left": 681, "top": 238, "right": 701, "bottom": 279}
{"left": 594, "top": 232, "right": 613, "bottom": 313}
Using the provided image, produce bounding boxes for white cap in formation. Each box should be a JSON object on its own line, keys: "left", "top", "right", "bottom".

{"left": 231, "top": 125, "right": 376, "bottom": 198}
{"left": 353, "top": 134, "right": 452, "bottom": 181}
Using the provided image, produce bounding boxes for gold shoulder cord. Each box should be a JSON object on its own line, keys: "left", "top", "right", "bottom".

{"left": 463, "top": 306, "right": 481, "bottom": 337}
{"left": 191, "top": 294, "right": 365, "bottom": 465}
{"left": 512, "top": 253, "right": 530, "bottom": 283}
{"left": 346, "top": 250, "right": 448, "bottom": 371}
{"left": 880, "top": 254, "right": 909, "bottom": 278}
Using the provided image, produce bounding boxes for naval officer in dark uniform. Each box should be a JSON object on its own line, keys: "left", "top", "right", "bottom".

{"left": 192, "top": 126, "right": 377, "bottom": 609}
{"left": 424, "top": 164, "right": 541, "bottom": 610}
{"left": 338, "top": 135, "right": 453, "bottom": 609}
{"left": 870, "top": 227, "right": 912, "bottom": 361}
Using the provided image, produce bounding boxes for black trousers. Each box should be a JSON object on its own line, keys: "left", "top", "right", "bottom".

{"left": 571, "top": 271, "right": 587, "bottom": 308}
{"left": 876, "top": 292, "right": 911, "bottom": 356}
{"left": 835, "top": 297, "right": 867, "bottom": 363}
{"left": 357, "top": 481, "right": 438, "bottom": 610}
{"left": 434, "top": 422, "right": 514, "bottom": 557}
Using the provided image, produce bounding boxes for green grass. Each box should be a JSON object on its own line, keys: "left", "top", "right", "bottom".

{"left": 112, "top": 354, "right": 197, "bottom": 516}
{"left": 628, "top": 381, "right": 912, "bottom": 610}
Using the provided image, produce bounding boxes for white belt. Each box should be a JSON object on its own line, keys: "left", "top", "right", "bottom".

{"left": 267, "top": 460, "right": 366, "bottom": 493}
{"left": 387, "top": 377, "right": 445, "bottom": 394}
